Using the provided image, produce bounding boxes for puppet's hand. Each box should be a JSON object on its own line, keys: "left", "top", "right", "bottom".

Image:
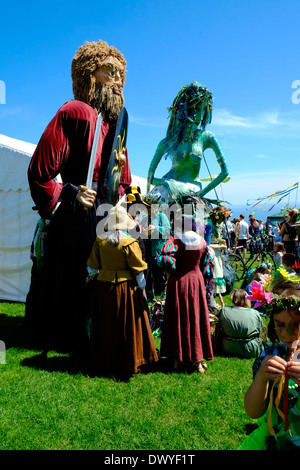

{"left": 77, "top": 185, "right": 97, "bottom": 208}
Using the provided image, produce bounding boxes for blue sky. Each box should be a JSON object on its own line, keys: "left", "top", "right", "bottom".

{"left": 1, "top": 0, "right": 300, "bottom": 210}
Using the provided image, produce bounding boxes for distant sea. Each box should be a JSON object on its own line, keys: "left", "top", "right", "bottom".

{"left": 229, "top": 203, "right": 289, "bottom": 223}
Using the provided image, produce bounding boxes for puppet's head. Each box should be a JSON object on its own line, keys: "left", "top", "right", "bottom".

{"left": 166, "top": 81, "right": 213, "bottom": 147}
{"left": 71, "top": 40, "right": 127, "bottom": 122}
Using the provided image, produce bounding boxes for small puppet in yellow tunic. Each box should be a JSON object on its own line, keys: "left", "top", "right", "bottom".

{"left": 87, "top": 205, "right": 158, "bottom": 377}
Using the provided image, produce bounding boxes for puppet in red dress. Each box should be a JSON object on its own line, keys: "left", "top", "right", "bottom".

{"left": 159, "top": 215, "right": 214, "bottom": 373}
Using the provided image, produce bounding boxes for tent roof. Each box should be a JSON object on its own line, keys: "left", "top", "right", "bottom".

{"left": 0, "top": 133, "right": 36, "bottom": 156}
{"left": 267, "top": 214, "right": 285, "bottom": 222}
{"left": 0, "top": 134, "right": 37, "bottom": 191}
{"left": 267, "top": 211, "right": 284, "bottom": 218}
{"left": 0, "top": 133, "right": 148, "bottom": 194}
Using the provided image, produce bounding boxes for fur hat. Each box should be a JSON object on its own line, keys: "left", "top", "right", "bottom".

{"left": 71, "top": 40, "right": 127, "bottom": 105}
{"left": 104, "top": 205, "right": 136, "bottom": 231}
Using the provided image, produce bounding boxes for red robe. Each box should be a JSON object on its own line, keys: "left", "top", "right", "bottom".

{"left": 25, "top": 100, "right": 131, "bottom": 352}
{"left": 28, "top": 100, "right": 131, "bottom": 218}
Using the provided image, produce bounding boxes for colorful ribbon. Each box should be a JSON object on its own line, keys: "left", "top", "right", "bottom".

{"left": 246, "top": 183, "right": 298, "bottom": 215}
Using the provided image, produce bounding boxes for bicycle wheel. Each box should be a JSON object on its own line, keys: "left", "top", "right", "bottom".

{"left": 228, "top": 253, "right": 246, "bottom": 281}
{"left": 261, "top": 251, "right": 277, "bottom": 274}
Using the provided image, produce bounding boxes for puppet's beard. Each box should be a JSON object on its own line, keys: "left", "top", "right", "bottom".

{"left": 91, "top": 84, "right": 124, "bottom": 123}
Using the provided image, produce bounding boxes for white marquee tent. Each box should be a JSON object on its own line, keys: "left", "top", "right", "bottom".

{"left": 0, "top": 133, "right": 147, "bottom": 302}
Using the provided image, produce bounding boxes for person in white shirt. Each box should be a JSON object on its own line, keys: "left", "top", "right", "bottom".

{"left": 272, "top": 241, "right": 285, "bottom": 266}
{"left": 237, "top": 214, "right": 249, "bottom": 259}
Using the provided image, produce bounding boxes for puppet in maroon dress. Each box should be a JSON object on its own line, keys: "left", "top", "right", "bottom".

{"left": 25, "top": 40, "right": 131, "bottom": 354}
{"left": 159, "top": 216, "right": 214, "bottom": 373}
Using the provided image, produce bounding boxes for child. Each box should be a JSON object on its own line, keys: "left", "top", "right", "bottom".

{"left": 272, "top": 241, "right": 285, "bottom": 267}
{"left": 241, "top": 263, "right": 271, "bottom": 294}
{"left": 253, "top": 263, "right": 272, "bottom": 283}
{"left": 240, "top": 280, "right": 300, "bottom": 450}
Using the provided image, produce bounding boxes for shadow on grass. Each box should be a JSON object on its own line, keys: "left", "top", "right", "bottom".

{"left": 20, "top": 353, "right": 187, "bottom": 381}
{"left": 21, "top": 353, "right": 170, "bottom": 383}
{"left": 21, "top": 351, "right": 92, "bottom": 376}
{"left": 0, "top": 314, "right": 33, "bottom": 350}
{"left": 0, "top": 314, "right": 200, "bottom": 380}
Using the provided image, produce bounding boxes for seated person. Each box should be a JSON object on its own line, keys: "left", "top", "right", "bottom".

{"left": 216, "top": 289, "right": 265, "bottom": 358}
{"left": 282, "top": 252, "right": 298, "bottom": 274}
{"left": 252, "top": 263, "right": 272, "bottom": 283}
{"left": 241, "top": 263, "right": 271, "bottom": 294}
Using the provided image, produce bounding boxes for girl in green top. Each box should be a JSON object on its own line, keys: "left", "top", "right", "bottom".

{"left": 240, "top": 280, "right": 300, "bottom": 450}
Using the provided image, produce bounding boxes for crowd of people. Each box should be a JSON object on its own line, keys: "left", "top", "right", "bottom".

{"left": 21, "top": 38, "right": 300, "bottom": 450}
{"left": 87, "top": 200, "right": 300, "bottom": 450}
{"left": 219, "top": 209, "right": 300, "bottom": 261}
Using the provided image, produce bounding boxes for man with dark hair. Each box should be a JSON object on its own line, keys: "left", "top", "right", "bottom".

{"left": 25, "top": 40, "right": 132, "bottom": 354}
{"left": 237, "top": 214, "right": 249, "bottom": 260}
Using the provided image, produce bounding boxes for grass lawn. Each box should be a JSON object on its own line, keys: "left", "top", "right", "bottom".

{"left": 0, "top": 286, "right": 260, "bottom": 452}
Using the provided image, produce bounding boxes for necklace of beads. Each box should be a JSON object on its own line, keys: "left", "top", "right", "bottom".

{"left": 288, "top": 381, "right": 299, "bottom": 391}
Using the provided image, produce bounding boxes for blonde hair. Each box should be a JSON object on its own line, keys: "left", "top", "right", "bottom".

{"left": 71, "top": 40, "right": 127, "bottom": 105}
{"left": 230, "top": 289, "right": 251, "bottom": 308}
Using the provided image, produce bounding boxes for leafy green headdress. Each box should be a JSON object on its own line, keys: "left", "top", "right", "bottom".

{"left": 166, "top": 81, "right": 213, "bottom": 152}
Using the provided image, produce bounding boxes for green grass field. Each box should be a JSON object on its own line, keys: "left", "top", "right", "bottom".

{"left": 0, "top": 286, "right": 260, "bottom": 451}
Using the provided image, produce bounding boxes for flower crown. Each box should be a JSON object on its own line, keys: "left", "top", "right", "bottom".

{"left": 289, "top": 208, "right": 298, "bottom": 218}
{"left": 270, "top": 293, "right": 300, "bottom": 312}
{"left": 209, "top": 207, "right": 228, "bottom": 222}
{"left": 246, "top": 278, "right": 300, "bottom": 315}
{"left": 209, "top": 207, "right": 227, "bottom": 215}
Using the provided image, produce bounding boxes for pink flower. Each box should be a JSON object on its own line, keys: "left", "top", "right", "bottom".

{"left": 246, "top": 280, "right": 273, "bottom": 307}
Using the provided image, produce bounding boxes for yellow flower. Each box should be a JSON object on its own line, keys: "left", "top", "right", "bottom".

{"left": 278, "top": 266, "right": 290, "bottom": 279}
{"left": 260, "top": 274, "right": 272, "bottom": 291}
{"left": 278, "top": 266, "right": 300, "bottom": 283}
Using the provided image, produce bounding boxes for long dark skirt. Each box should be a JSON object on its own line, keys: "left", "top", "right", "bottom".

{"left": 90, "top": 280, "right": 158, "bottom": 376}
{"left": 25, "top": 200, "right": 97, "bottom": 353}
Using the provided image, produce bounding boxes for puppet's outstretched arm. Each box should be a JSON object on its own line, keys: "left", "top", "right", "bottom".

{"left": 147, "top": 138, "right": 168, "bottom": 192}
{"left": 199, "top": 131, "right": 229, "bottom": 198}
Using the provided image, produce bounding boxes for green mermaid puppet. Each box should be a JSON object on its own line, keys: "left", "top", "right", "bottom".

{"left": 147, "top": 81, "right": 229, "bottom": 204}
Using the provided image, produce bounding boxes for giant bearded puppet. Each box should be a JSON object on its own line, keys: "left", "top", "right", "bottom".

{"left": 26, "top": 40, "right": 131, "bottom": 353}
